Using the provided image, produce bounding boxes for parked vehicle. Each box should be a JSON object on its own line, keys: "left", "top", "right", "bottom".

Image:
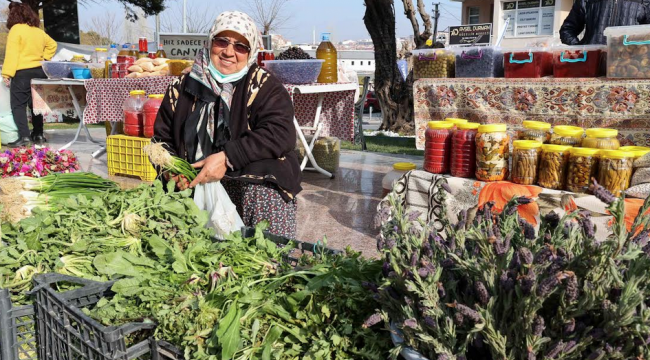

{"left": 364, "top": 90, "right": 379, "bottom": 112}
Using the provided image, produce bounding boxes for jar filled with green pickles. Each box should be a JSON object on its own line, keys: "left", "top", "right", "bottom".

{"left": 566, "top": 147, "right": 600, "bottom": 193}
{"left": 538, "top": 144, "right": 572, "bottom": 190}
{"left": 512, "top": 140, "right": 542, "bottom": 185}
{"left": 598, "top": 150, "right": 634, "bottom": 196}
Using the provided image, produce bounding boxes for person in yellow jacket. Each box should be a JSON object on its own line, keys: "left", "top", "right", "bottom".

{"left": 2, "top": 3, "right": 56, "bottom": 147}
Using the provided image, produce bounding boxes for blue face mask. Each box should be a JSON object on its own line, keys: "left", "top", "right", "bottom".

{"left": 208, "top": 61, "right": 249, "bottom": 83}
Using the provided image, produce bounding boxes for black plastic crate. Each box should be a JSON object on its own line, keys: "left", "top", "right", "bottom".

{"left": 0, "top": 290, "right": 37, "bottom": 360}
{"left": 31, "top": 274, "right": 155, "bottom": 360}
{"left": 149, "top": 340, "right": 183, "bottom": 360}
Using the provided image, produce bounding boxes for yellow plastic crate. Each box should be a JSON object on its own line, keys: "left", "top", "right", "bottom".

{"left": 106, "top": 135, "right": 157, "bottom": 181}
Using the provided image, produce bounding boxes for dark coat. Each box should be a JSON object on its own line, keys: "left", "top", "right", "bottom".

{"left": 560, "top": 0, "right": 650, "bottom": 45}
{"left": 152, "top": 64, "right": 302, "bottom": 201}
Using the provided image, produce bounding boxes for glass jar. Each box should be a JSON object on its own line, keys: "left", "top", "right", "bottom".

{"left": 476, "top": 124, "right": 509, "bottom": 181}
{"left": 382, "top": 162, "right": 417, "bottom": 197}
{"left": 451, "top": 122, "right": 479, "bottom": 178}
{"left": 566, "top": 147, "right": 600, "bottom": 193}
{"left": 581, "top": 128, "right": 620, "bottom": 150}
{"left": 512, "top": 140, "right": 542, "bottom": 185}
{"left": 424, "top": 121, "right": 454, "bottom": 174}
{"left": 550, "top": 125, "right": 584, "bottom": 146}
{"left": 538, "top": 144, "right": 572, "bottom": 189}
{"left": 518, "top": 120, "right": 551, "bottom": 143}
{"left": 123, "top": 90, "right": 146, "bottom": 137}
{"left": 598, "top": 150, "right": 634, "bottom": 196}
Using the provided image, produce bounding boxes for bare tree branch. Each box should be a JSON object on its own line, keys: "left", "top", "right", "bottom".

{"left": 160, "top": 0, "right": 217, "bottom": 34}
{"left": 85, "top": 13, "right": 122, "bottom": 45}
{"left": 401, "top": 0, "right": 431, "bottom": 49}
{"left": 416, "top": 0, "right": 432, "bottom": 44}
{"left": 244, "top": 0, "right": 291, "bottom": 35}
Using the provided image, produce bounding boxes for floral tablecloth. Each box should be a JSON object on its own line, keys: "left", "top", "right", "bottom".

{"left": 414, "top": 78, "right": 650, "bottom": 149}
{"left": 32, "top": 83, "right": 86, "bottom": 123}
{"left": 383, "top": 170, "right": 648, "bottom": 241}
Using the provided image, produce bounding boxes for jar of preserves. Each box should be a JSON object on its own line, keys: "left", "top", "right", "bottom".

{"left": 598, "top": 150, "right": 634, "bottom": 196}
{"left": 550, "top": 125, "right": 584, "bottom": 146}
{"left": 451, "top": 122, "right": 479, "bottom": 178}
{"left": 143, "top": 94, "right": 164, "bottom": 138}
{"left": 518, "top": 120, "right": 551, "bottom": 143}
{"left": 123, "top": 90, "right": 146, "bottom": 137}
{"left": 476, "top": 124, "right": 509, "bottom": 181}
{"left": 424, "top": 121, "right": 453, "bottom": 174}
{"left": 512, "top": 140, "right": 542, "bottom": 185}
{"left": 538, "top": 144, "right": 572, "bottom": 189}
{"left": 382, "top": 162, "right": 417, "bottom": 197}
{"left": 445, "top": 118, "right": 468, "bottom": 129}
{"left": 566, "top": 147, "right": 600, "bottom": 193}
{"left": 581, "top": 128, "right": 620, "bottom": 150}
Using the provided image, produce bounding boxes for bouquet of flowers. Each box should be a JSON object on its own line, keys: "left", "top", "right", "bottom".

{"left": 0, "top": 147, "right": 80, "bottom": 178}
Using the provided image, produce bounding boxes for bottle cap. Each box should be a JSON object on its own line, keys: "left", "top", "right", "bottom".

{"left": 619, "top": 146, "right": 650, "bottom": 158}
{"left": 553, "top": 125, "right": 584, "bottom": 137}
{"left": 130, "top": 90, "right": 145, "bottom": 96}
{"left": 522, "top": 120, "right": 551, "bottom": 130}
{"left": 542, "top": 144, "right": 573, "bottom": 153}
{"left": 478, "top": 124, "right": 507, "bottom": 133}
{"left": 148, "top": 94, "right": 164, "bottom": 99}
{"left": 570, "top": 147, "right": 601, "bottom": 157}
{"left": 427, "top": 121, "right": 454, "bottom": 130}
{"left": 321, "top": 32, "right": 331, "bottom": 41}
{"left": 393, "top": 162, "right": 416, "bottom": 171}
{"left": 513, "top": 140, "right": 543, "bottom": 149}
{"left": 457, "top": 122, "right": 480, "bottom": 130}
{"left": 585, "top": 128, "right": 618, "bottom": 138}
{"left": 444, "top": 118, "right": 468, "bottom": 125}
{"left": 600, "top": 149, "right": 633, "bottom": 160}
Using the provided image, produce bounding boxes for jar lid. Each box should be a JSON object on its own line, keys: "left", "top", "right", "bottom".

{"left": 513, "top": 140, "right": 543, "bottom": 149}
{"left": 571, "top": 147, "right": 601, "bottom": 156}
{"left": 478, "top": 124, "right": 507, "bottom": 133}
{"left": 553, "top": 125, "right": 584, "bottom": 137}
{"left": 522, "top": 120, "right": 551, "bottom": 130}
{"left": 130, "top": 90, "right": 146, "bottom": 96}
{"left": 444, "top": 118, "right": 468, "bottom": 125}
{"left": 457, "top": 122, "right": 480, "bottom": 130}
{"left": 71, "top": 55, "right": 85, "bottom": 59}
{"left": 95, "top": 48, "right": 108, "bottom": 52}
{"left": 427, "top": 121, "right": 454, "bottom": 130}
{"left": 585, "top": 128, "right": 618, "bottom": 138}
{"left": 148, "top": 94, "right": 164, "bottom": 99}
{"left": 393, "top": 162, "right": 417, "bottom": 171}
{"left": 542, "top": 144, "right": 573, "bottom": 153}
{"left": 600, "top": 149, "right": 633, "bottom": 159}
{"left": 619, "top": 146, "right": 650, "bottom": 158}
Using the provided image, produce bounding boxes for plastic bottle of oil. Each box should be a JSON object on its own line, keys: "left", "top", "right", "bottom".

{"left": 316, "top": 32, "right": 337, "bottom": 83}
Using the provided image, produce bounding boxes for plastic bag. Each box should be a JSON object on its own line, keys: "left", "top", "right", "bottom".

{"left": 0, "top": 83, "right": 17, "bottom": 144}
{"left": 193, "top": 181, "right": 245, "bottom": 238}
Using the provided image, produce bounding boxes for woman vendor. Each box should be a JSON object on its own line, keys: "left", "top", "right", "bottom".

{"left": 153, "top": 11, "right": 301, "bottom": 238}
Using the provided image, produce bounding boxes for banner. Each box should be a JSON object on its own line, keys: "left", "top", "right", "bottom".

{"left": 449, "top": 24, "right": 492, "bottom": 45}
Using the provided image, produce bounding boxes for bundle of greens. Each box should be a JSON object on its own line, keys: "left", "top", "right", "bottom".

{"left": 373, "top": 180, "right": 650, "bottom": 360}
{"left": 143, "top": 142, "right": 197, "bottom": 182}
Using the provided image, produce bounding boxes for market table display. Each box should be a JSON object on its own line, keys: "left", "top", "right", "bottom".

{"left": 413, "top": 78, "right": 650, "bottom": 149}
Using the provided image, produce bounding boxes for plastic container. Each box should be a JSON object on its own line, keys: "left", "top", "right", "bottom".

{"left": 566, "top": 147, "right": 600, "bottom": 193}
{"left": 117, "top": 44, "right": 136, "bottom": 68}
{"left": 107, "top": 135, "right": 157, "bottom": 181}
{"left": 424, "top": 121, "right": 453, "bottom": 174}
{"left": 382, "top": 162, "right": 417, "bottom": 197}
{"left": 40, "top": 61, "right": 86, "bottom": 79}
{"left": 476, "top": 124, "right": 509, "bottom": 181}
{"left": 92, "top": 47, "right": 108, "bottom": 64}
{"left": 552, "top": 45, "right": 604, "bottom": 78}
{"left": 550, "top": 125, "right": 584, "bottom": 146}
{"left": 454, "top": 46, "right": 504, "bottom": 78}
{"left": 518, "top": 120, "right": 551, "bottom": 143}
{"left": 108, "top": 44, "right": 118, "bottom": 64}
{"left": 512, "top": 140, "right": 542, "bottom": 185}
{"left": 167, "top": 60, "right": 194, "bottom": 76}
{"left": 316, "top": 33, "right": 337, "bottom": 83}
{"left": 139, "top": 36, "right": 148, "bottom": 53}
{"left": 503, "top": 48, "right": 553, "bottom": 78}
{"left": 412, "top": 49, "right": 455, "bottom": 79}
{"left": 143, "top": 94, "right": 164, "bottom": 138}
{"left": 71, "top": 67, "right": 91, "bottom": 79}
{"left": 0, "top": 289, "right": 37, "bottom": 360}
{"left": 257, "top": 50, "right": 275, "bottom": 67}
{"left": 123, "top": 90, "right": 146, "bottom": 137}
{"left": 604, "top": 25, "right": 650, "bottom": 78}
{"left": 538, "top": 144, "right": 572, "bottom": 190}
{"left": 451, "top": 122, "right": 479, "bottom": 178}
{"left": 619, "top": 146, "right": 650, "bottom": 159}
{"left": 581, "top": 128, "right": 620, "bottom": 150}
{"left": 598, "top": 150, "right": 634, "bottom": 196}
{"left": 263, "top": 60, "right": 324, "bottom": 84}
{"left": 445, "top": 118, "right": 468, "bottom": 129}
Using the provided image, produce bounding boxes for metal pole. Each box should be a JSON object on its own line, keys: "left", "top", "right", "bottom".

{"left": 155, "top": 14, "right": 160, "bottom": 46}
{"left": 432, "top": 2, "right": 440, "bottom": 44}
{"left": 182, "top": 0, "right": 187, "bottom": 33}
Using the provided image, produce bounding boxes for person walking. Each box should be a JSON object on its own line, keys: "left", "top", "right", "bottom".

{"left": 2, "top": 2, "right": 57, "bottom": 147}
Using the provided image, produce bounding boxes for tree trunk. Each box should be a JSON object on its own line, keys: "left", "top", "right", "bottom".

{"left": 364, "top": 0, "right": 414, "bottom": 134}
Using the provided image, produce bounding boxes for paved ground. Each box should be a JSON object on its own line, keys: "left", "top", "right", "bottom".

{"left": 42, "top": 125, "right": 420, "bottom": 257}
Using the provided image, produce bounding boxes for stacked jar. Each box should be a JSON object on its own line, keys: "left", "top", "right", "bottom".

{"left": 581, "top": 128, "right": 620, "bottom": 150}
{"left": 451, "top": 122, "right": 479, "bottom": 178}
{"left": 511, "top": 140, "right": 542, "bottom": 185}
{"left": 598, "top": 150, "right": 634, "bottom": 196}
{"left": 424, "top": 121, "right": 454, "bottom": 174}
{"left": 566, "top": 147, "right": 600, "bottom": 193}
{"left": 382, "top": 162, "right": 417, "bottom": 197}
{"left": 445, "top": 118, "right": 468, "bottom": 129}
{"left": 476, "top": 124, "right": 509, "bottom": 181}
{"left": 123, "top": 90, "right": 146, "bottom": 137}
{"left": 620, "top": 146, "right": 650, "bottom": 159}
{"left": 518, "top": 120, "right": 551, "bottom": 143}
{"left": 538, "top": 144, "right": 572, "bottom": 189}
{"left": 143, "top": 94, "right": 164, "bottom": 138}
{"left": 550, "top": 125, "right": 584, "bottom": 146}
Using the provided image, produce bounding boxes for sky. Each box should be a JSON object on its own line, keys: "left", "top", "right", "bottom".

{"left": 77, "top": 0, "right": 463, "bottom": 44}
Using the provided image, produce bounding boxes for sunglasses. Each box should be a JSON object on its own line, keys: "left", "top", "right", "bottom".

{"left": 212, "top": 37, "right": 251, "bottom": 55}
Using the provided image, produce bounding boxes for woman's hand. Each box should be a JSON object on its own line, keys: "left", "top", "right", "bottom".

{"left": 3, "top": 77, "right": 10, "bottom": 88}
{"left": 189, "top": 152, "right": 227, "bottom": 188}
{"left": 164, "top": 172, "right": 190, "bottom": 190}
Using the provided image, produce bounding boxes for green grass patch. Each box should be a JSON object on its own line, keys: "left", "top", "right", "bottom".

{"left": 342, "top": 136, "right": 424, "bottom": 156}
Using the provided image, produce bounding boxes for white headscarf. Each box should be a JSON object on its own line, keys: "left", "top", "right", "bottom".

{"left": 208, "top": 11, "right": 261, "bottom": 68}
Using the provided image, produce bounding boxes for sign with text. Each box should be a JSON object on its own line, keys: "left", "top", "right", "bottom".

{"left": 449, "top": 23, "right": 492, "bottom": 45}
{"left": 159, "top": 33, "right": 209, "bottom": 59}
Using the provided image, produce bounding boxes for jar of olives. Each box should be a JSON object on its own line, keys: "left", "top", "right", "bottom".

{"left": 566, "top": 147, "right": 600, "bottom": 193}
{"left": 581, "top": 128, "right": 620, "bottom": 150}
{"left": 518, "top": 120, "right": 551, "bottom": 143}
{"left": 538, "top": 144, "right": 572, "bottom": 190}
{"left": 550, "top": 125, "right": 584, "bottom": 146}
{"left": 598, "top": 150, "right": 634, "bottom": 196}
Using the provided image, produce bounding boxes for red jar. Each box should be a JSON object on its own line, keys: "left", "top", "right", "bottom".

{"left": 451, "top": 122, "right": 479, "bottom": 178}
{"left": 143, "top": 94, "right": 164, "bottom": 138}
{"left": 139, "top": 37, "right": 148, "bottom": 53}
{"left": 424, "top": 121, "right": 453, "bottom": 174}
{"left": 123, "top": 90, "right": 146, "bottom": 137}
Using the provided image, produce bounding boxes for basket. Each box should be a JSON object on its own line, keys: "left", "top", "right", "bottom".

{"left": 107, "top": 135, "right": 157, "bottom": 181}
{"left": 31, "top": 274, "right": 156, "bottom": 360}
{"left": 0, "top": 290, "right": 38, "bottom": 360}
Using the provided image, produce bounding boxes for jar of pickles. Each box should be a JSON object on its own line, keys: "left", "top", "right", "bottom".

{"left": 476, "top": 124, "right": 509, "bottom": 181}
{"left": 518, "top": 120, "right": 551, "bottom": 143}
{"left": 512, "top": 140, "right": 542, "bottom": 185}
{"left": 566, "top": 147, "right": 600, "bottom": 193}
{"left": 550, "top": 125, "right": 584, "bottom": 146}
{"left": 451, "top": 122, "right": 479, "bottom": 178}
{"left": 424, "top": 121, "right": 454, "bottom": 174}
{"left": 597, "top": 150, "right": 634, "bottom": 196}
{"left": 538, "top": 144, "right": 572, "bottom": 189}
{"left": 581, "top": 128, "right": 620, "bottom": 150}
